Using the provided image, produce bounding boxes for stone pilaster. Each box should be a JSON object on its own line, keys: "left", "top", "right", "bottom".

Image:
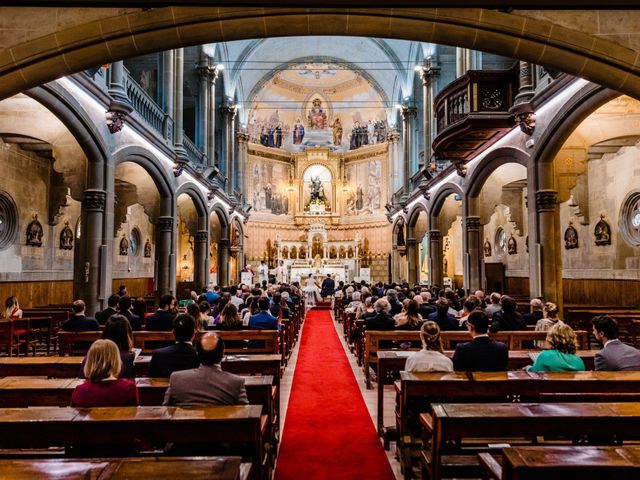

{"left": 401, "top": 106, "right": 417, "bottom": 196}
{"left": 155, "top": 216, "right": 174, "bottom": 297}
{"left": 194, "top": 229, "right": 209, "bottom": 293}
{"left": 464, "top": 215, "right": 482, "bottom": 292}
{"left": 218, "top": 237, "right": 230, "bottom": 287}
{"left": 428, "top": 229, "right": 442, "bottom": 288}
{"left": 536, "top": 189, "right": 560, "bottom": 305}
{"left": 221, "top": 105, "right": 237, "bottom": 195}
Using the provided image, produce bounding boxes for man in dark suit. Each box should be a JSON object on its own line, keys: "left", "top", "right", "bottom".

{"left": 148, "top": 314, "right": 200, "bottom": 377}
{"left": 386, "top": 289, "right": 402, "bottom": 315}
{"left": 118, "top": 295, "right": 142, "bottom": 331}
{"left": 523, "top": 298, "right": 544, "bottom": 326}
{"left": 592, "top": 315, "right": 640, "bottom": 371}
{"left": 146, "top": 294, "right": 176, "bottom": 331}
{"left": 249, "top": 297, "right": 280, "bottom": 330}
{"left": 364, "top": 298, "right": 395, "bottom": 330}
{"left": 95, "top": 294, "right": 119, "bottom": 325}
{"left": 320, "top": 274, "right": 335, "bottom": 298}
{"left": 452, "top": 310, "right": 508, "bottom": 372}
{"left": 62, "top": 300, "right": 100, "bottom": 332}
{"left": 163, "top": 332, "right": 248, "bottom": 406}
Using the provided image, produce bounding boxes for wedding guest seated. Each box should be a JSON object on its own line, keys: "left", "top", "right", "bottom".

{"left": 163, "top": 332, "right": 248, "bottom": 406}
{"left": 524, "top": 298, "right": 544, "bottom": 326}
{"left": 416, "top": 293, "right": 435, "bottom": 319}
{"left": 2, "top": 296, "right": 22, "bottom": 319}
{"left": 490, "top": 295, "right": 526, "bottom": 332}
{"left": 364, "top": 298, "right": 395, "bottom": 330}
{"left": 249, "top": 297, "right": 280, "bottom": 330}
{"left": 218, "top": 303, "right": 243, "bottom": 330}
{"left": 534, "top": 302, "right": 563, "bottom": 348}
{"left": 394, "top": 298, "right": 422, "bottom": 330}
{"left": 148, "top": 314, "right": 200, "bottom": 378}
{"left": 428, "top": 298, "right": 460, "bottom": 331}
{"left": 529, "top": 323, "right": 585, "bottom": 372}
{"left": 345, "top": 291, "right": 363, "bottom": 314}
{"left": 145, "top": 294, "right": 176, "bottom": 331}
{"left": 96, "top": 294, "right": 119, "bottom": 325}
{"left": 357, "top": 296, "right": 377, "bottom": 320}
{"left": 79, "top": 314, "right": 136, "bottom": 379}
{"left": 592, "top": 315, "right": 640, "bottom": 371}
{"left": 405, "top": 321, "right": 454, "bottom": 373}
{"left": 132, "top": 296, "right": 148, "bottom": 320}
{"left": 484, "top": 292, "right": 502, "bottom": 318}
{"left": 452, "top": 310, "right": 508, "bottom": 372}
{"left": 118, "top": 295, "right": 142, "bottom": 331}
{"left": 71, "top": 339, "right": 139, "bottom": 407}
{"left": 385, "top": 289, "right": 402, "bottom": 315}
{"left": 63, "top": 300, "right": 100, "bottom": 332}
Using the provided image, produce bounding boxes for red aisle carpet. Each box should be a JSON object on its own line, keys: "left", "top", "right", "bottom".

{"left": 274, "top": 309, "right": 396, "bottom": 480}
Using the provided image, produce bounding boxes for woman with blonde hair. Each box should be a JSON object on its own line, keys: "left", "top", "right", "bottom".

{"left": 534, "top": 302, "right": 563, "bottom": 348}
{"left": 2, "top": 296, "right": 22, "bottom": 319}
{"left": 71, "top": 339, "right": 139, "bottom": 407}
{"left": 395, "top": 298, "right": 423, "bottom": 330}
{"left": 529, "top": 322, "right": 585, "bottom": 372}
{"left": 405, "top": 321, "right": 453, "bottom": 372}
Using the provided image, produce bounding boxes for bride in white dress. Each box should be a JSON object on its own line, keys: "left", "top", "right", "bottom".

{"left": 303, "top": 274, "right": 320, "bottom": 310}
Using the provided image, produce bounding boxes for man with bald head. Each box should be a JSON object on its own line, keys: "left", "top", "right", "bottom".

{"left": 163, "top": 332, "right": 248, "bottom": 406}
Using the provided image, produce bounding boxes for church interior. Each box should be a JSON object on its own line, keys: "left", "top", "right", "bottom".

{"left": 0, "top": 3, "right": 640, "bottom": 480}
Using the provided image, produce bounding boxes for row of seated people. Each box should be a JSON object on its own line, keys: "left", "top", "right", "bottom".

{"left": 404, "top": 311, "right": 640, "bottom": 373}
{"left": 72, "top": 314, "right": 250, "bottom": 407}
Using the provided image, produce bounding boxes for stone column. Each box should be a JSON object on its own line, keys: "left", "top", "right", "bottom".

{"left": 155, "top": 216, "right": 174, "bottom": 297}
{"left": 456, "top": 48, "right": 466, "bottom": 77}
{"left": 387, "top": 129, "right": 401, "bottom": 198}
{"left": 511, "top": 61, "right": 536, "bottom": 135}
{"left": 161, "top": 50, "right": 174, "bottom": 140}
{"left": 419, "top": 62, "right": 439, "bottom": 167}
{"left": 536, "top": 188, "right": 561, "bottom": 305}
{"left": 218, "top": 238, "right": 230, "bottom": 287}
{"left": 236, "top": 129, "right": 249, "bottom": 203}
{"left": 406, "top": 237, "right": 418, "bottom": 285}
{"left": 106, "top": 61, "right": 132, "bottom": 133}
{"left": 207, "top": 67, "right": 220, "bottom": 167}
{"left": 75, "top": 189, "right": 106, "bottom": 315}
{"left": 194, "top": 229, "right": 209, "bottom": 293}
{"left": 401, "top": 106, "right": 417, "bottom": 197}
{"left": 221, "top": 105, "right": 237, "bottom": 195}
{"left": 173, "top": 48, "right": 187, "bottom": 160}
{"left": 464, "top": 215, "right": 482, "bottom": 292}
{"left": 428, "top": 229, "right": 443, "bottom": 288}
{"left": 196, "top": 53, "right": 210, "bottom": 155}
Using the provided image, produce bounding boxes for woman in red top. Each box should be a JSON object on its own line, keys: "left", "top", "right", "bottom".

{"left": 71, "top": 339, "right": 139, "bottom": 407}
{"left": 3, "top": 296, "right": 22, "bottom": 319}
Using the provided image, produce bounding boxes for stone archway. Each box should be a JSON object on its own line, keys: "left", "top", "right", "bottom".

{"left": 2, "top": 8, "right": 640, "bottom": 101}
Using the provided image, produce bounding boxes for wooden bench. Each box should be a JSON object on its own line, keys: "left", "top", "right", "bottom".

{"left": 58, "top": 330, "right": 281, "bottom": 355}
{"left": 0, "top": 405, "right": 266, "bottom": 479}
{"left": 421, "top": 402, "right": 640, "bottom": 480}
{"left": 363, "top": 330, "right": 589, "bottom": 388}
{"left": 0, "top": 457, "right": 251, "bottom": 480}
{"left": 564, "top": 306, "right": 640, "bottom": 346}
{"left": 479, "top": 446, "right": 640, "bottom": 480}
{"left": 374, "top": 350, "right": 596, "bottom": 439}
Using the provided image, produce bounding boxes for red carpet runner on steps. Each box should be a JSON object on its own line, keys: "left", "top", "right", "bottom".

{"left": 274, "top": 309, "right": 396, "bottom": 480}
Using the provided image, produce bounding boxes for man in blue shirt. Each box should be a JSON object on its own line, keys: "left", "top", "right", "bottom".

{"left": 249, "top": 297, "right": 280, "bottom": 330}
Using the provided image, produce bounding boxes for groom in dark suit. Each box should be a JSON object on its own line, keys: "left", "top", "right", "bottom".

{"left": 452, "top": 310, "right": 508, "bottom": 372}
{"left": 320, "top": 274, "right": 335, "bottom": 299}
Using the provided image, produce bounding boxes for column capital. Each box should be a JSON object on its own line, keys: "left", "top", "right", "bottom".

{"left": 387, "top": 128, "right": 400, "bottom": 143}
{"left": 464, "top": 216, "right": 481, "bottom": 231}
{"left": 156, "top": 216, "right": 174, "bottom": 232}
{"left": 195, "top": 230, "right": 208, "bottom": 243}
{"left": 406, "top": 238, "right": 417, "bottom": 246}
{"left": 401, "top": 105, "right": 417, "bottom": 119}
{"left": 197, "top": 64, "right": 220, "bottom": 84}
{"left": 219, "top": 238, "right": 230, "bottom": 247}
{"left": 220, "top": 104, "right": 237, "bottom": 118}
{"left": 429, "top": 230, "right": 441, "bottom": 241}
{"left": 419, "top": 64, "right": 441, "bottom": 85}
{"left": 236, "top": 130, "right": 250, "bottom": 143}
{"left": 536, "top": 189, "right": 558, "bottom": 213}
{"left": 83, "top": 189, "right": 106, "bottom": 212}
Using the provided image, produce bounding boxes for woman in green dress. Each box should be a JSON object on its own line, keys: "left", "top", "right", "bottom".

{"left": 530, "top": 322, "right": 585, "bottom": 372}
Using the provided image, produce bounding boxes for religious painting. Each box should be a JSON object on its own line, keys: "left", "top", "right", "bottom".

{"left": 59, "top": 222, "right": 74, "bottom": 250}
{"left": 26, "top": 214, "right": 43, "bottom": 247}
{"left": 483, "top": 239, "right": 492, "bottom": 257}
{"left": 303, "top": 164, "right": 332, "bottom": 212}
{"left": 564, "top": 223, "right": 578, "bottom": 249}
{"left": 119, "top": 236, "right": 129, "bottom": 256}
{"left": 507, "top": 233, "right": 517, "bottom": 255}
{"left": 344, "top": 160, "right": 382, "bottom": 215}
{"left": 144, "top": 239, "right": 152, "bottom": 257}
{"left": 594, "top": 214, "right": 612, "bottom": 246}
{"left": 249, "top": 158, "right": 290, "bottom": 216}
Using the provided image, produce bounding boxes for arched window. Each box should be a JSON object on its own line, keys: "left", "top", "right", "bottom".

{"left": 0, "top": 191, "right": 18, "bottom": 250}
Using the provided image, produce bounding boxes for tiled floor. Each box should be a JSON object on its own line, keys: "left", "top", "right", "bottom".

{"left": 279, "top": 311, "right": 402, "bottom": 480}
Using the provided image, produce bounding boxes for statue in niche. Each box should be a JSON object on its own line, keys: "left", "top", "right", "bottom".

{"left": 483, "top": 239, "right": 492, "bottom": 257}
{"left": 144, "top": 239, "right": 152, "bottom": 257}
{"left": 507, "top": 234, "right": 517, "bottom": 255}
{"left": 330, "top": 117, "right": 343, "bottom": 145}
{"left": 310, "top": 176, "right": 326, "bottom": 204}
{"left": 594, "top": 214, "right": 612, "bottom": 246}
{"left": 26, "top": 214, "right": 43, "bottom": 247}
{"left": 564, "top": 223, "right": 579, "bottom": 250}
{"left": 292, "top": 118, "right": 305, "bottom": 144}
{"left": 307, "top": 98, "right": 327, "bottom": 129}
{"left": 355, "top": 185, "right": 364, "bottom": 211}
{"left": 119, "top": 236, "right": 129, "bottom": 256}
{"left": 59, "top": 222, "right": 74, "bottom": 250}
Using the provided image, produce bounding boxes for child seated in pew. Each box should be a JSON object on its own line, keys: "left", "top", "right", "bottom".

{"left": 71, "top": 339, "right": 139, "bottom": 407}
{"left": 529, "top": 323, "right": 585, "bottom": 372}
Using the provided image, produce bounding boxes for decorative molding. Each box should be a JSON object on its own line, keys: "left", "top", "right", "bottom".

{"left": 156, "top": 216, "right": 174, "bottom": 232}
{"left": 83, "top": 189, "right": 106, "bottom": 212}
{"left": 465, "top": 216, "right": 481, "bottom": 231}
{"left": 429, "top": 230, "right": 441, "bottom": 242}
{"left": 195, "top": 230, "right": 208, "bottom": 243}
{"left": 535, "top": 189, "right": 558, "bottom": 213}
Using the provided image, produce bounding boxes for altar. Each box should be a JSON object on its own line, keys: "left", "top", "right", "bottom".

{"left": 275, "top": 224, "right": 361, "bottom": 283}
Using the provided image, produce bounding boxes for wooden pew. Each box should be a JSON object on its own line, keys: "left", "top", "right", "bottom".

{"left": 421, "top": 402, "right": 640, "bottom": 480}
{"left": 58, "top": 330, "right": 281, "bottom": 356}
{"left": 0, "top": 457, "right": 252, "bottom": 480}
{"left": 478, "top": 446, "right": 640, "bottom": 480}
{"left": 363, "top": 330, "right": 589, "bottom": 388}
{"left": 0, "top": 405, "right": 265, "bottom": 479}
{"left": 374, "top": 350, "right": 597, "bottom": 440}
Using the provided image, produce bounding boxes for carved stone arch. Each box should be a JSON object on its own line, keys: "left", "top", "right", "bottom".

{"left": 407, "top": 203, "right": 429, "bottom": 229}
{"left": 175, "top": 182, "right": 208, "bottom": 218}
{"left": 210, "top": 204, "right": 230, "bottom": 237}
{"left": 429, "top": 182, "right": 464, "bottom": 221}
{"left": 112, "top": 146, "right": 174, "bottom": 201}
{"left": 465, "top": 147, "right": 530, "bottom": 200}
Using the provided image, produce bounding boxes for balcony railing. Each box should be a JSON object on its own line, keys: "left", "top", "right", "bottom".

{"left": 123, "top": 72, "right": 172, "bottom": 142}
{"left": 183, "top": 135, "right": 206, "bottom": 165}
